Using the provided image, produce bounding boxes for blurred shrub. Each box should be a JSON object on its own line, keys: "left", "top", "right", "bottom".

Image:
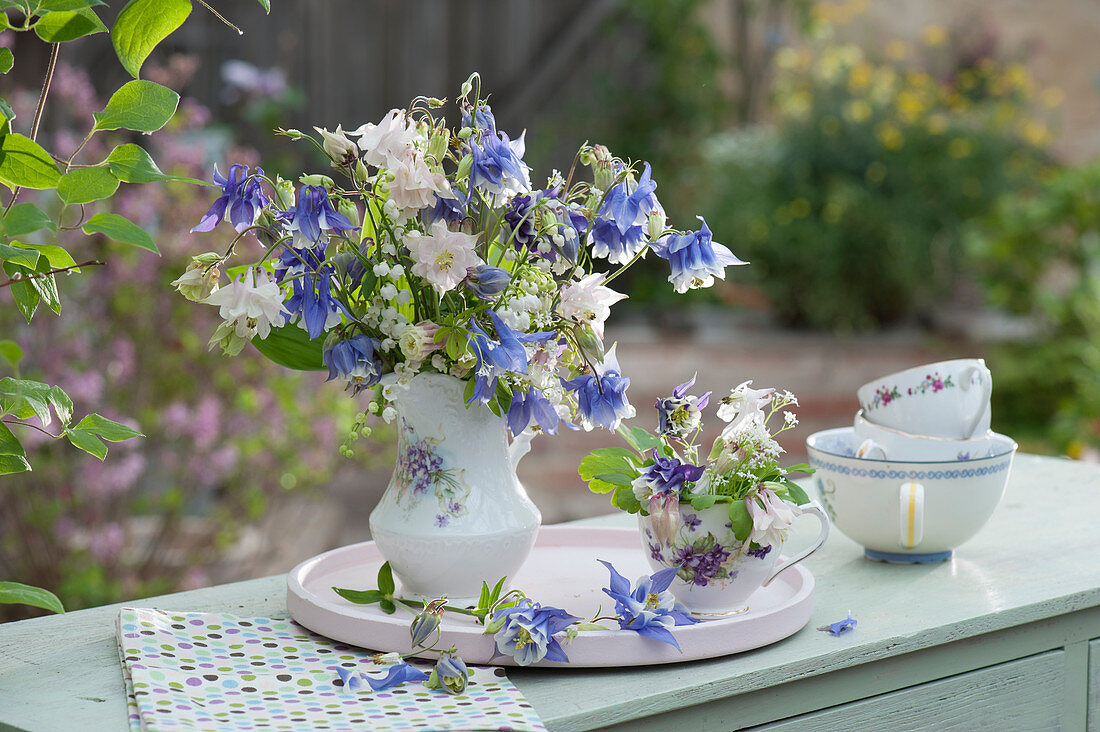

{"left": 700, "top": 20, "right": 1050, "bottom": 330}
{"left": 967, "top": 162, "right": 1100, "bottom": 454}
{"left": 0, "top": 62, "right": 377, "bottom": 617}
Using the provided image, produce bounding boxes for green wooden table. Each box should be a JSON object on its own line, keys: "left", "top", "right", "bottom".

{"left": 2, "top": 454, "right": 1099, "bottom": 731}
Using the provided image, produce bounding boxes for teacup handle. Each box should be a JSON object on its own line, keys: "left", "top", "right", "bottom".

{"left": 762, "top": 504, "right": 830, "bottom": 587}
{"left": 898, "top": 482, "right": 924, "bottom": 549}
{"left": 960, "top": 364, "right": 992, "bottom": 439}
{"left": 856, "top": 438, "right": 887, "bottom": 460}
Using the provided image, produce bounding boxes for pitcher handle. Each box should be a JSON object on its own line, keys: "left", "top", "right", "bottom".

{"left": 507, "top": 430, "right": 536, "bottom": 471}
{"left": 899, "top": 481, "right": 924, "bottom": 549}
{"left": 960, "top": 363, "right": 992, "bottom": 439}
{"left": 762, "top": 504, "right": 830, "bottom": 587}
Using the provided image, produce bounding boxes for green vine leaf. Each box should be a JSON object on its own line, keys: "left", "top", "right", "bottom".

{"left": 48, "top": 385, "right": 72, "bottom": 424}
{"left": 0, "top": 581, "right": 64, "bottom": 613}
{"left": 0, "top": 420, "right": 24, "bottom": 457}
{"left": 34, "top": 7, "right": 106, "bottom": 43}
{"left": 0, "top": 98, "right": 14, "bottom": 136}
{"left": 104, "top": 143, "right": 205, "bottom": 184}
{"left": 2, "top": 202, "right": 56, "bottom": 237}
{"left": 0, "top": 377, "right": 54, "bottom": 426}
{"left": 92, "top": 80, "right": 180, "bottom": 134}
{"left": 0, "top": 242, "right": 40, "bottom": 269}
{"left": 0, "top": 48, "right": 12, "bottom": 74}
{"left": 81, "top": 212, "right": 158, "bottom": 254}
{"left": 57, "top": 166, "right": 119, "bottom": 204}
{"left": 255, "top": 0, "right": 269, "bottom": 13}
{"left": 38, "top": 0, "right": 106, "bottom": 10}
{"left": 72, "top": 413, "right": 143, "bottom": 442}
{"left": 13, "top": 242, "right": 76, "bottom": 271}
{"left": 0, "top": 453, "right": 32, "bottom": 475}
{"left": 65, "top": 426, "right": 107, "bottom": 459}
{"left": 3, "top": 262, "right": 39, "bottom": 322}
{"left": 111, "top": 0, "right": 191, "bottom": 79}
{"left": 332, "top": 587, "right": 384, "bottom": 605}
{"left": 250, "top": 323, "right": 325, "bottom": 371}
{"left": 0, "top": 340, "right": 23, "bottom": 367}
{"left": 0, "top": 133, "right": 61, "bottom": 190}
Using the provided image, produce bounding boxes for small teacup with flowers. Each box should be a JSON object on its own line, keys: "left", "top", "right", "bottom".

{"left": 579, "top": 377, "right": 830, "bottom": 617}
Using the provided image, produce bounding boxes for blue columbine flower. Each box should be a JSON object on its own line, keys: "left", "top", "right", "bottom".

{"left": 422, "top": 194, "right": 466, "bottom": 229}
{"left": 651, "top": 217, "right": 748, "bottom": 294}
{"left": 364, "top": 661, "right": 429, "bottom": 691}
{"left": 631, "top": 451, "right": 706, "bottom": 503}
{"left": 589, "top": 162, "right": 662, "bottom": 264}
{"left": 277, "top": 185, "right": 357, "bottom": 247}
{"left": 468, "top": 128, "right": 531, "bottom": 199}
{"left": 323, "top": 334, "right": 383, "bottom": 393}
{"left": 466, "top": 310, "right": 554, "bottom": 404}
{"left": 507, "top": 386, "right": 560, "bottom": 436}
{"left": 818, "top": 611, "right": 857, "bottom": 636}
{"left": 489, "top": 598, "right": 579, "bottom": 666}
{"left": 461, "top": 102, "right": 497, "bottom": 133}
{"left": 598, "top": 560, "right": 697, "bottom": 650}
{"left": 560, "top": 344, "right": 635, "bottom": 431}
{"left": 463, "top": 265, "right": 511, "bottom": 300}
{"left": 425, "top": 649, "right": 469, "bottom": 695}
{"left": 285, "top": 266, "right": 343, "bottom": 339}
{"left": 192, "top": 163, "right": 270, "bottom": 233}
{"left": 655, "top": 374, "right": 711, "bottom": 439}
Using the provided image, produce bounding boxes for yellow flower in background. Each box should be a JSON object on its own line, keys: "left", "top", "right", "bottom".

{"left": 848, "top": 62, "right": 872, "bottom": 91}
{"left": 926, "top": 113, "right": 948, "bottom": 135}
{"left": 844, "top": 99, "right": 873, "bottom": 123}
{"left": 921, "top": 25, "right": 947, "bottom": 47}
{"left": 875, "top": 122, "right": 904, "bottom": 150}
{"left": 895, "top": 90, "right": 925, "bottom": 123}
{"left": 1005, "top": 63, "right": 1034, "bottom": 96}
{"left": 1023, "top": 120, "right": 1050, "bottom": 146}
{"left": 1040, "top": 87, "right": 1063, "bottom": 109}
{"left": 948, "top": 138, "right": 973, "bottom": 159}
{"left": 885, "top": 40, "right": 910, "bottom": 61}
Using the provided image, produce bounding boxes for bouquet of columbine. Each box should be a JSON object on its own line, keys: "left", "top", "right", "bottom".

{"left": 580, "top": 378, "right": 813, "bottom": 554}
{"left": 174, "top": 73, "right": 746, "bottom": 438}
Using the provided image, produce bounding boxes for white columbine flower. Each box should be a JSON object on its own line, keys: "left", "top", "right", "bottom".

{"left": 203, "top": 267, "right": 285, "bottom": 340}
{"left": 314, "top": 125, "right": 358, "bottom": 166}
{"left": 557, "top": 273, "right": 627, "bottom": 339}
{"left": 717, "top": 380, "right": 774, "bottom": 440}
{"left": 389, "top": 148, "right": 451, "bottom": 213}
{"left": 745, "top": 487, "right": 801, "bottom": 548}
{"left": 350, "top": 109, "right": 425, "bottom": 171}
{"left": 405, "top": 222, "right": 483, "bottom": 295}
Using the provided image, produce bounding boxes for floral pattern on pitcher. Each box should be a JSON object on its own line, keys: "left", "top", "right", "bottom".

{"left": 393, "top": 419, "right": 470, "bottom": 522}
{"left": 643, "top": 514, "right": 775, "bottom": 589}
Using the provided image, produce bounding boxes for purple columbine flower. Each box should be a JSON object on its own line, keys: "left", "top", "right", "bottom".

{"left": 655, "top": 373, "right": 711, "bottom": 440}
{"left": 461, "top": 102, "right": 497, "bottom": 133}
{"left": 488, "top": 598, "right": 579, "bottom": 666}
{"left": 651, "top": 216, "right": 748, "bottom": 294}
{"left": 323, "top": 334, "right": 383, "bottom": 393}
{"left": 463, "top": 265, "right": 511, "bottom": 300}
{"left": 598, "top": 559, "right": 697, "bottom": 650}
{"left": 466, "top": 310, "right": 554, "bottom": 405}
{"left": 192, "top": 163, "right": 270, "bottom": 233}
{"left": 468, "top": 127, "right": 531, "bottom": 199}
{"left": 276, "top": 185, "right": 357, "bottom": 246}
{"left": 284, "top": 266, "right": 343, "bottom": 339}
{"left": 507, "top": 386, "right": 560, "bottom": 436}
{"left": 818, "top": 611, "right": 857, "bottom": 636}
{"left": 560, "top": 344, "right": 635, "bottom": 431}
{"left": 631, "top": 451, "right": 706, "bottom": 502}
{"left": 422, "top": 194, "right": 467, "bottom": 229}
{"left": 590, "top": 162, "right": 662, "bottom": 264}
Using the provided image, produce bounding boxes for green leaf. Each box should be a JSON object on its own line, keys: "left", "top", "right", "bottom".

{"left": 379, "top": 598, "right": 396, "bottom": 614}
{"left": 255, "top": 0, "right": 269, "bottom": 12}
{"left": 0, "top": 340, "right": 22, "bottom": 367}
{"left": 0, "top": 97, "right": 14, "bottom": 136}
{"left": 38, "top": 0, "right": 106, "bottom": 9}
{"left": 3, "top": 202, "right": 56, "bottom": 237}
{"left": 81, "top": 212, "right": 158, "bottom": 253}
{"left": 250, "top": 323, "right": 325, "bottom": 371}
{"left": 620, "top": 426, "right": 661, "bottom": 455}
{"left": 0, "top": 242, "right": 40, "bottom": 269}
{"left": 92, "top": 80, "right": 180, "bottom": 133}
{"left": 3, "top": 262, "right": 39, "bottom": 322}
{"left": 104, "top": 143, "right": 204, "bottom": 184}
{"left": 0, "top": 48, "right": 12, "bottom": 74}
{"left": 489, "top": 576, "right": 506, "bottom": 605}
{"left": 0, "top": 377, "right": 54, "bottom": 425}
{"left": 785, "top": 481, "right": 811, "bottom": 506}
{"left": 477, "top": 581, "right": 490, "bottom": 611}
{"left": 610, "top": 484, "right": 642, "bottom": 513}
{"left": 586, "top": 478, "right": 618, "bottom": 494}
{"left": 34, "top": 7, "right": 107, "bottom": 42}
{"left": 578, "top": 449, "right": 638, "bottom": 481}
{"left": 332, "top": 587, "right": 384, "bottom": 605}
{"left": 688, "top": 493, "right": 720, "bottom": 511}
{"left": 48, "top": 385, "right": 72, "bottom": 424}
{"left": 0, "top": 453, "right": 32, "bottom": 474}
{"left": 13, "top": 242, "right": 76, "bottom": 270}
{"left": 377, "top": 561, "right": 395, "bottom": 596}
{"left": 25, "top": 255, "right": 60, "bottom": 315}
{"left": 110, "top": 0, "right": 191, "bottom": 79}
{"left": 73, "top": 413, "right": 142, "bottom": 441}
{"left": 0, "top": 133, "right": 61, "bottom": 190}
{"left": 65, "top": 427, "right": 106, "bottom": 459}
{"left": 728, "top": 500, "right": 752, "bottom": 542}
{"left": 57, "top": 166, "right": 119, "bottom": 204}
{"left": 592, "top": 472, "right": 635, "bottom": 486}
{"left": 0, "top": 420, "right": 23, "bottom": 456}
{"left": 0, "top": 581, "right": 64, "bottom": 613}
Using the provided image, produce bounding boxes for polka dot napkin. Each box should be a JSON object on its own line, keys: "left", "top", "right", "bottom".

{"left": 116, "top": 607, "right": 547, "bottom": 731}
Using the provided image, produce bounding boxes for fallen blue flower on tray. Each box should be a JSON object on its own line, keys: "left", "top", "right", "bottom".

{"left": 818, "top": 611, "right": 857, "bottom": 636}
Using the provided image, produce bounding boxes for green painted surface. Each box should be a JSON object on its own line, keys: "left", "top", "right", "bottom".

{"left": 0, "top": 454, "right": 1098, "bottom": 731}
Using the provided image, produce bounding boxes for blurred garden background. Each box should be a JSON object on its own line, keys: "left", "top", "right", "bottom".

{"left": 4, "top": 0, "right": 1100, "bottom": 619}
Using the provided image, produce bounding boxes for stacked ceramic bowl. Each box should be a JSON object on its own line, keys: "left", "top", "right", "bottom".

{"left": 806, "top": 359, "right": 1017, "bottom": 563}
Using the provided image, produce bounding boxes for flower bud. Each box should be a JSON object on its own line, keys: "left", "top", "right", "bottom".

{"left": 427, "top": 128, "right": 450, "bottom": 164}
{"left": 299, "top": 173, "right": 334, "bottom": 190}
{"left": 274, "top": 176, "right": 296, "bottom": 209}
{"left": 455, "top": 153, "right": 473, "bottom": 181}
{"left": 424, "top": 650, "right": 468, "bottom": 695}
{"left": 463, "top": 265, "right": 510, "bottom": 300}
{"left": 314, "top": 125, "right": 358, "bottom": 167}
{"left": 171, "top": 261, "right": 220, "bottom": 302}
{"left": 574, "top": 324, "right": 604, "bottom": 365}
{"left": 337, "top": 198, "right": 361, "bottom": 227}
{"left": 409, "top": 600, "right": 446, "bottom": 648}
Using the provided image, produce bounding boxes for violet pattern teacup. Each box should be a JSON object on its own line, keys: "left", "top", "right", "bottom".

{"left": 639, "top": 502, "right": 829, "bottom": 617}
{"left": 857, "top": 359, "right": 992, "bottom": 439}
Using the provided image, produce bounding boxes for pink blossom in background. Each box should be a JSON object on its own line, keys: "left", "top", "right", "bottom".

{"left": 87, "top": 523, "right": 125, "bottom": 563}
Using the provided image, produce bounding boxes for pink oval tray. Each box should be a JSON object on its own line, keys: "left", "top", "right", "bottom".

{"left": 286, "top": 525, "right": 815, "bottom": 667}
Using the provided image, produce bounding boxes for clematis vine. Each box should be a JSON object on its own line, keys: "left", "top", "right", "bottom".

{"left": 192, "top": 163, "right": 270, "bottom": 233}
{"left": 651, "top": 216, "right": 747, "bottom": 294}
{"left": 598, "top": 560, "right": 697, "bottom": 650}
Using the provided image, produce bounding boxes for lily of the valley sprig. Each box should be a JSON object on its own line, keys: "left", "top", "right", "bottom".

{"left": 174, "top": 72, "right": 748, "bottom": 448}
{"left": 580, "top": 378, "right": 815, "bottom": 553}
